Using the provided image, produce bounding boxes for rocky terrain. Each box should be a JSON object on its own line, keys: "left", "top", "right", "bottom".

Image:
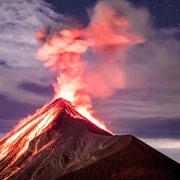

{"left": 0, "top": 98, "right": 179, "bottom": 179}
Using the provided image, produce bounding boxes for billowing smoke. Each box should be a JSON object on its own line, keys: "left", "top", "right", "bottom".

{"left": 36, "top": 1, "right": 144, "bottom": 125}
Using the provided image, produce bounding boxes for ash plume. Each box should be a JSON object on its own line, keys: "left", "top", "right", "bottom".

{"left": 36, "top": 1, "right": 144, "bottom": 121}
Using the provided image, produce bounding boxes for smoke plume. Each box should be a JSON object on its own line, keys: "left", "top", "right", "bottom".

{"left": 36, "top": 1, "right": 144, "bottom": 122}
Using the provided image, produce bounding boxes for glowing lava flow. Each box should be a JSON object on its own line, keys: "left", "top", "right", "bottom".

{"left": 0, "top": 99, "right": 91, "bottom": 178}
{"left": 0, "top": 102, "right": 59, "bottom": 163}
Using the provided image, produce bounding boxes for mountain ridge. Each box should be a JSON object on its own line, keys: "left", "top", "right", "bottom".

{"left": 61, "top": 135, "right": 180, "bottom": 180}
{"left": 0, "top": 98, "right": 179, "bottom": 179}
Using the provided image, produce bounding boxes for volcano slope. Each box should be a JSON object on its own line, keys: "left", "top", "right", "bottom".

{"left": 0, "top": 98, "right": 179, "bottom": 180}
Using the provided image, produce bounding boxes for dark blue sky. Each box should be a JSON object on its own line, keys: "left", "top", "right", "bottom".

{"left": 128, "top": 0, "right": 179, "bottom": 28}
{"left": 44, "top": 0, "right": 179, "bottom": 28}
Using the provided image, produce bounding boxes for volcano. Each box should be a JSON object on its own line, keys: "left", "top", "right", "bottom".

{"left": 0, "top": 98, "right": 179, "bottom": 180}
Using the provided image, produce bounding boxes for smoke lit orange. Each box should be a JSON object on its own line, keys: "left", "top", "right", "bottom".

{"left": 36, "top": 2, "right": 143, "bottom": 132}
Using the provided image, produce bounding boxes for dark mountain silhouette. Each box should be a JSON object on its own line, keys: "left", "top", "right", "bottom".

{"left": 0, "top": 98, "right": 179, "bottom": 180}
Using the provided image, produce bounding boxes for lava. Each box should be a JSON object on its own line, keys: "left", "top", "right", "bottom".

{"left": 0, "top": 101, "right": 58, "bottom": 165}
{"left": 0, "top": 99, "right": 83, "bottom": 178}
{"left": 0, "top": 98, "right": 111, "bottom": 179}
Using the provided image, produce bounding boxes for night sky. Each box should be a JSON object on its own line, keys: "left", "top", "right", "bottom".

{"left": 0, "top": 0, "right": 180, "bottom": 162}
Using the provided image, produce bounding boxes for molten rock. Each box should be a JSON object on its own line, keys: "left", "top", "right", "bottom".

{"left": 0, "top": 98, "right": 179, "bottom": 179}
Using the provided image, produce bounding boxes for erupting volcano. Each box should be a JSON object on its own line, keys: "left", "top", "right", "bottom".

{"left": 0, "top": 98, "right": 179, "bottom": 179}
{"left": 0, "top": 98, "right": 111, "bottom": 179}
{"left": 0, "top": 1, "right": 180, "bottom": 179}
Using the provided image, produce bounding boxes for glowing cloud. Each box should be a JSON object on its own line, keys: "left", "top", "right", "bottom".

{"left": 36, "top": 1, "right": 144, "bottom": 131}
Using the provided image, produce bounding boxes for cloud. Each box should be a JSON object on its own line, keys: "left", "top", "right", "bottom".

{"left": 141, "top": 138, "right": 180, "bottom": 149}
{"left": 0, "top": 60, "right": 8, "bottom": 67}
{"left": 101, "top": 0, "right": 154, "bottom": 37}
{"left": 88, "top": 0, "right": 180, "bottom": 139}
{"left": 0, "top": 93, "right": 41, "bottom": 132}
{"left": 0, "top": 67, "right": 55, "bottom": 105}
{"left": 0, "top": 94, "right": 37, "bottom": 119}
{"left": 94, "top": 89, "right": 180, "bottom": 119}
{"left": 0, "top": 0, "right": 61, "bottom": 105}
{"left": 94, "top": 0, "right": 180, "bottom": 91}
{"left": 124, "top": 118, "right": 180, "bottom": 138}
{"left": 1, "top": 0, "right": 179, "bottom": 104}
{"left": 0, "top": 0, "right": 60, "bottom": 67}
{"left": 140, "top": 138, "right": 180, "bottom": 163}
{"left": 125, "top": 36, "right": 180, "bottom": 90}
{"left": 93, "top": 89, "right": 180, "bottom": 138}
{"left": 18, "top": 81, "right": 53, "bottom": 96}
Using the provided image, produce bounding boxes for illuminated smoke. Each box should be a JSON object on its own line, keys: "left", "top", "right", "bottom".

{"left": 0, "top": 1, "right": 145, "bottom": 173}
{"left": 36, "top": 1, "right": 144, "bottom": 129}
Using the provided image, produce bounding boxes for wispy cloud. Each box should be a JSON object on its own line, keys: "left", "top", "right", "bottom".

{"left": 0, "top": 0, "right": 60, "bottom": 67}
{"left": 101, "top": 0, "right": 180, "bottom": 91}
{"left": 141, "top": 138, "right": 180, "bottom": 149}
{"left": 0, "top": 67, "right": 54, "bottom": 105}
{"left": 140, "top": 138, "right": 180, "bottom": 163}
{"left": 0, "top": 0, "right": 61, "bottom": 105}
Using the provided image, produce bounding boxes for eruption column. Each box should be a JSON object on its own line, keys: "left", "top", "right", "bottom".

{"left": 36, "top": 2, "right": 144, "bottom": 132}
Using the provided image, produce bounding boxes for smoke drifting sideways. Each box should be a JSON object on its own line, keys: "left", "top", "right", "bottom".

{"left": 36, "top": 1, "right": 144, "bottom": 122}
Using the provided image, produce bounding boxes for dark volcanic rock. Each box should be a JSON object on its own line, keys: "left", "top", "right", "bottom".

{"left": 0, "top": 98, "right": 179, "bottom": 180}
{"left": 61, "top": 135, "right": 180, "bottom": 180}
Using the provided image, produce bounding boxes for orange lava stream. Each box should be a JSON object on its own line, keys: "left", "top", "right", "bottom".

{"left": 0, "top": 102, "right": 59, "bottom": 164}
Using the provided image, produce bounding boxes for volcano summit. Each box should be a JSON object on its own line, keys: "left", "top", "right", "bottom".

{"left": 0, "top": 98, "right": 179, "bottom": 179}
